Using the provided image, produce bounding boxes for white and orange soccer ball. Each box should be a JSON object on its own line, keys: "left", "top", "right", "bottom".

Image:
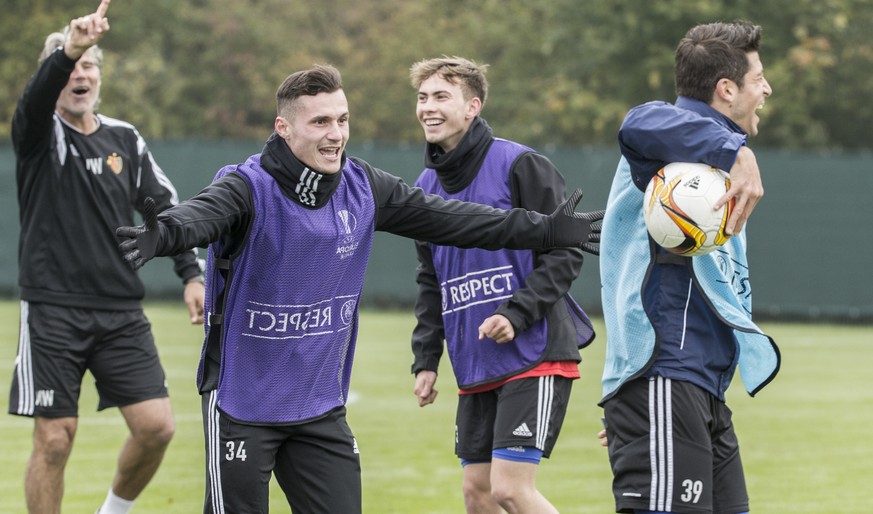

{"left": 643, "top": 162, "right": 734, "bottom": 256}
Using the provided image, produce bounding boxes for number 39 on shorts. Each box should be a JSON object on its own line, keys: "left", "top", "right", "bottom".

{"left": 680, "top": 479, "right": 703, "bottom": 503}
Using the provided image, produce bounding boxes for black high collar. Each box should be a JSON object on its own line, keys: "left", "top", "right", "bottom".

{"left": 423, "top": 117, "right": 494, "bottom": 194}
{"left": 259, "top": 132, "right": 345, "bottom": 209}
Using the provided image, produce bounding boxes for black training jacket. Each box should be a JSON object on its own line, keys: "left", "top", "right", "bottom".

{"left": 151, "top": 141, "right": 563, "bottom": 261}
{"left": 409, "top": 117, "right": 587, "bottom": 379}
{"left": 13, "top": 48, "right": 201, "bottom": 310}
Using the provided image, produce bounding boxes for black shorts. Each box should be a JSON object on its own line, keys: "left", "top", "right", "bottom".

{"left": 603, "top": 376, "right": 748, "bottom": 514}
{"left": 8, "top": 301, "right": 168, "bottom": 418}
{"left": 202, "top": 391, "right": 362, "bottom": 514}
{"left": 455, "top": 375, "right": 573, "bottom": 462}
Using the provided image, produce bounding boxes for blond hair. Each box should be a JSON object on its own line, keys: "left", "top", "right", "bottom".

{"left": 37, "top": 26, "right": 104, "bottom": 67}
{"left": 409, "top": 56, "right": 489, "bottom": 106}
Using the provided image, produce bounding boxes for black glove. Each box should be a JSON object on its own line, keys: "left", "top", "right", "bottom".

{"left": 582, "top": 217, "right": 603, "bottom": 256}
{"left": 545, "top": 188, "right": 605, "bottom": 255}
{"left": 116, "top": 197, "right": 161, "bottom": 270}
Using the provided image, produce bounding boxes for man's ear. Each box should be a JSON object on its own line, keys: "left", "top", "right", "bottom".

{"left": 715, "top": 78, "right": 736, "bottom": 103}
{"left": 274, "top": 116, "right": 288, "bottom": 138}
{"left": 466, "top": 97, "right": 483, "bottom": 119}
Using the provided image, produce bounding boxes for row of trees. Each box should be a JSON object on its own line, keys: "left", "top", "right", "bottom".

{"left": 2, "top": 0, "right": 871, "bottom": 150}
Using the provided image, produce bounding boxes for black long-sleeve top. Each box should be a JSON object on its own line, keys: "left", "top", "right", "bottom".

{"left": 152, "top": 134, "right": 569, "bottom": 261}
{"left": 13, "top": 48, "right": 201, "bottom": 309}
{"left": 149, "top": 134, "right": 586, "bottom": 396}
{"left": 410, "top": 117, "right": 586, "bottom": 377}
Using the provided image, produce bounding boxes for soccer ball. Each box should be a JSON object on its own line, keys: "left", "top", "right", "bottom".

{"left": 643, "top": 162, "right": 733, "bottom": 256}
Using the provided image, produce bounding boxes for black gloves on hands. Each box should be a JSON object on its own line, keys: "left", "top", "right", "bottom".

{"left": 116, "top": 197, "right": 161, "bottom": 270}
{"left": 545, "top": 188, "right": 604, "bottom": 255}
{"left": 115, "top": 192, "right": 604, "bottom": 270}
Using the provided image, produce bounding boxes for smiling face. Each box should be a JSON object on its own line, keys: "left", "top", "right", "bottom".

{"left": 725, "top": 51, "right": 772, "bottom": 136}
{"left": 416, "top": 74, "right": 481, "bottom": 152}
{"left": 275, "top": 89, "right": 349, "bottom": 174}
{"left": 56, "top": 47, "right": 101, "bottom": 130}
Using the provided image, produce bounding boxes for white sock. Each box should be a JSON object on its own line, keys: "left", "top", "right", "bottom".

{"left": 98, "top": 489, "right": 135, "bottom": 514}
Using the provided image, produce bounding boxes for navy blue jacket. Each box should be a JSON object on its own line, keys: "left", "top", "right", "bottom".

{"left": 615, "top": 97, "right": 747, "bottom": 400}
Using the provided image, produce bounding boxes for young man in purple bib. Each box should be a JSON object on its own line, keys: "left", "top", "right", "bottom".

{"left": 408, "top": 56, "right": 600, "bottom": 514}
{"left": 115, "top": 63, "right": 603, "bottom": 514}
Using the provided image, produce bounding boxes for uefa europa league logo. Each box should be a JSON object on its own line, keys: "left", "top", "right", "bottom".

{"left": 337, "top": 209, "right": 356, "bottom": 235}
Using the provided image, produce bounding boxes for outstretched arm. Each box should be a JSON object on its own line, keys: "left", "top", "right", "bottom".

{"left": 367, "top": 163, "right": 603, "bottom": 251}
{"left": 117, "top": 197, "right": 161, "bottom": 270}
{"left": 116, "top": 173, "right": 253, "bottom": 270}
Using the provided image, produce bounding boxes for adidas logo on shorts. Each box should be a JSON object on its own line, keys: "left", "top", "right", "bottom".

{"left": 512, "top": 422, "right": 533, "bottom": 437}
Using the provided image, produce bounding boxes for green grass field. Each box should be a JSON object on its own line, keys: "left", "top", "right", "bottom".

{"left": 0, "top": 300, "right": 871, "bottom": 513}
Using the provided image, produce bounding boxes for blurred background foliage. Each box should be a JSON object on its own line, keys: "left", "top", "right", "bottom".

{"left": 2, "top": 0, "right": 872, "bottom": 150}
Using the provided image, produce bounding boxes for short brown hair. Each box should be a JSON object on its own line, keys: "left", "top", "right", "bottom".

{"left": 409, "top": 56, "right": 489, "bottom": 106}
{"left": 276, "top": 64, "right": 343, "bottom": 117}
{"left": 675, "top": 21, "right": 762, "bottom": 103}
